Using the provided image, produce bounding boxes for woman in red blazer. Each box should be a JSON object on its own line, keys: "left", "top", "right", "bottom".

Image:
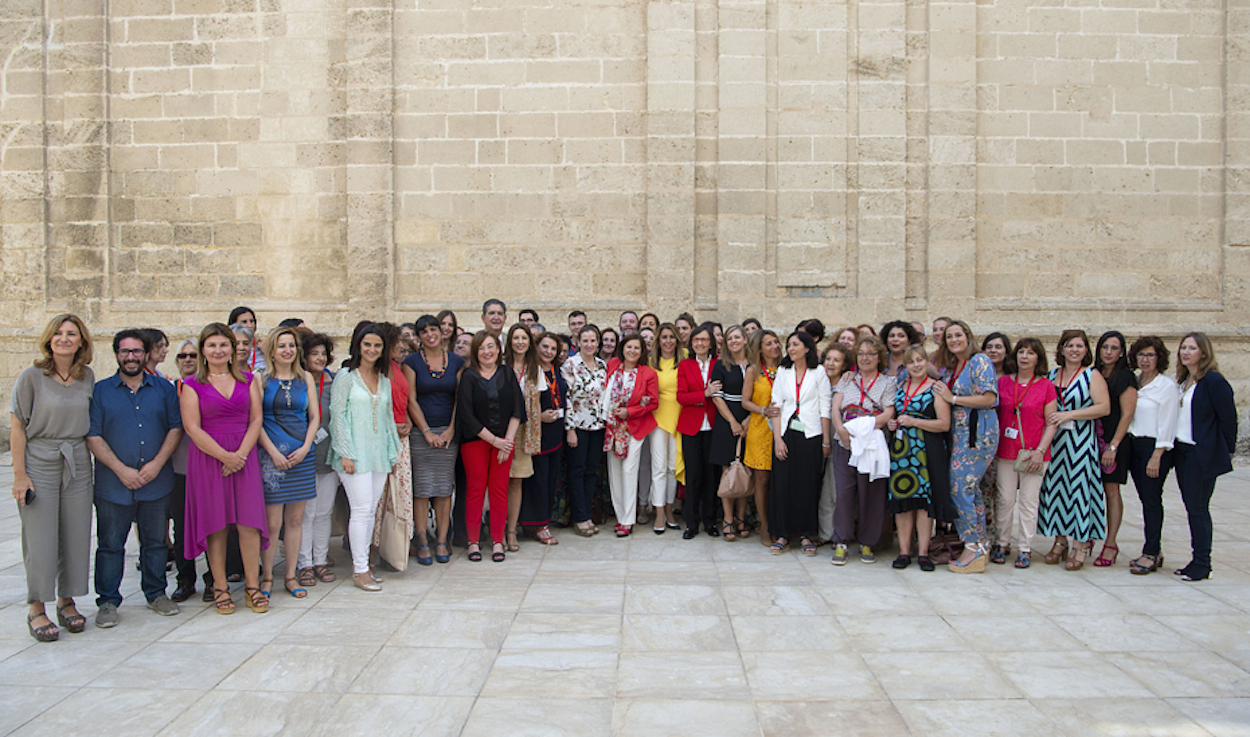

{"left": 677, "top": 323, "right": 722, "bottom": 538}
{"left": 603, "top": 333, "right": 659, "bottom": 536}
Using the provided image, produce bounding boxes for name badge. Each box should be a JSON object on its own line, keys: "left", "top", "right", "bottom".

{"left": 314, "top": 427, "right": 329, "bottom": 445}
{"left": 789, "top": 417, "right": 806, "bottom": 433}
{"left": 1059, "top": 420, "right": 1075, "bottom": 432}
{"left": 555, "top": 408, "right": 565, "bottom": 419}
{"left": 895, "top": 429, "right": 904, "bottom": 440}
{"left": 1004, "top": 427, "right": 1019, "bottom": 440}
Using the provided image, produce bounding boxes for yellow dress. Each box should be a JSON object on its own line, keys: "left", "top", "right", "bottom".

{"left": 744, "top": 367, "right": 774, "bottom": 471}
{"left": 653, "top": 357, "right": 680, "bottom": 435}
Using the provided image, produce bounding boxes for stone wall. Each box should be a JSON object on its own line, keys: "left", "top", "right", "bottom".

{"left": 3, "top": 0, "right": 1250, "bottom": 416}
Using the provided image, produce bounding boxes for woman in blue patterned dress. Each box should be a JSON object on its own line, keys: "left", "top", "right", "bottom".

{"left": 257, "top": 326, "right": 320, "bottom": 598}
{"left": 886, "top": 345, "right": 952, "bottom": 571}
{"left": 1037, "top": 329, "right": 1110, "bottom": 570}
{"left": 933, "top": 320, "right": 999, "bottom": 573}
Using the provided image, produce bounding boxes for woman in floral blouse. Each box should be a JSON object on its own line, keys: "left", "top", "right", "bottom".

{"left": 562, "top": 325, "right": 608, "bottom": 536}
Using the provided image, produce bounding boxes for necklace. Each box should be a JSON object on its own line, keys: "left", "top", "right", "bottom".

{"left": 1180, "top": 377, "right": 1196, "bottom": 408}
{"left": 53, "top": 369, "right": 72, "bottom": 384}
{"left": 278, "top": 377, "right": 293, "bottom": 407}
{"left": 420, "top": 347, "right": 447, "bottom": 379}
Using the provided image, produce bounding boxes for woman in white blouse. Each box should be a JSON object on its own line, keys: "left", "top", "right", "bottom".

{"left": 768, "top": 331, "right": 832, "bottom": 556}
{"left": 1125, "top": 336, "right": 1178, "bottom": 575}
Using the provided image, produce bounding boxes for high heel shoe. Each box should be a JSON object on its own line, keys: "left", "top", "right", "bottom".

{"left": 1065, "top": 542, "right": 1091, "bottom": 571}
{"left": 506, "top": 528, "right": 520, "bottom": 552}
{"left": 948, "top": 544, "right": 987, "bottom": 574}
{"left": 1043, "top": 540, "right": 1069, "bottom": 565}
{"left": 1093, "top": 543, "right": 1119, "bottom": 567}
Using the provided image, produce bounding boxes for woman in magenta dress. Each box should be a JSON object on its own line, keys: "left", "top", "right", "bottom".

{"left": 180, "top": 323, "right": 269, "bottom": 615}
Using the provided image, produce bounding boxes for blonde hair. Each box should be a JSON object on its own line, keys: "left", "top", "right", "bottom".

{"left": 34, "top": 313, "right": 93, "bottom": 380}
{"left": 195, "top": 323, "right": 248, "bottom": 384}
{"left": 261, "top": 326, "right": 306, "bottom": 387}
{"left": 901, "top": 343, "right": 928, "bottom": 364}
{"left": 719, "top": 325, "right": 748, "bottom": 369}
{"left": 1176, "top": 331, "right": 1219, "bottom": 385}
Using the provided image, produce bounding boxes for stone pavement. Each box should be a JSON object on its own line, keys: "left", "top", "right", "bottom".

{"left": 1, "top": 463, "right": 1249, "bottom": 737}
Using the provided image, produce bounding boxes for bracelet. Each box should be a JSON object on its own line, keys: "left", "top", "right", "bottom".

{"left": 422, "top": 427, "right": 432, "bottom": 434}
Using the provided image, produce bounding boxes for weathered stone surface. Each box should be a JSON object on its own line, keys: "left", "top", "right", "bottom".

{"left": 1, "top": 0, "right": 1249, "bottom": 414}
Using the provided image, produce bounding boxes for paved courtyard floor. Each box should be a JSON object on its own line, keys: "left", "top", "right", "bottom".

{"left": 1, "top": 463, "right": 1249, "bottom": 736}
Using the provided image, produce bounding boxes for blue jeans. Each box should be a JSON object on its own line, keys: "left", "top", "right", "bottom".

{"left": 94, "top": 495, "right": 170, "bottom": 606}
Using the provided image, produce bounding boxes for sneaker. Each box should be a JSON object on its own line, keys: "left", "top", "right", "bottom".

{"left": 831, "top": 544, "right": 849, "bottom": 566}
{"left": 860, "top": 545, "right": 876, "bottom": 564}
{"left": 95, "top": 603, "right": 120, "bottom": 628}
{"left": 147, "top": 595, "right": 180, "bottom": 617}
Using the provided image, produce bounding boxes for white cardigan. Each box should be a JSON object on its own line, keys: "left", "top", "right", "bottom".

{"left": 773, "top": 365, "right": 832, "bottom": 439}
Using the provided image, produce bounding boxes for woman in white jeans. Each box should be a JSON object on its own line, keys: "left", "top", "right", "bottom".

{"left": 646, "top": 324, "right": 684, "bottom": 533}
{"left": 992, "top": 338, "right": 1059, "bottom": 569}
{"left": 328, "top": 324, "right": 400, "bottom": 591}
{"left": 297, "top": 332, "right": 338, "bottom": 586}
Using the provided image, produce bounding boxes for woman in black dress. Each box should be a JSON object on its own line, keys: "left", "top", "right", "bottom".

{"left": 710, "top": 325, "right": 752, "bottom": 540}
{"left": 1093, "top": 331, "right": 1137, "bottom": 568}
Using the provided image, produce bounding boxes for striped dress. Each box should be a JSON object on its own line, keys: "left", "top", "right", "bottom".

{"left": 1037, "top": 367, "right": 1106, "bottom": 540}
{"left": 259, "top": 376, "right": 317, "bottom": 505}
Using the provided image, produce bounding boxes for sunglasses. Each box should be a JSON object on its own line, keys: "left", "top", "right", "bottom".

{"left": 176, "top": 353, "right": 198, "bottom": 360}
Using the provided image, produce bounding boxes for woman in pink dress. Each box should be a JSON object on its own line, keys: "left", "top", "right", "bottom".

{"left": 180, "top": 323, "right": 269, "bottom": 615}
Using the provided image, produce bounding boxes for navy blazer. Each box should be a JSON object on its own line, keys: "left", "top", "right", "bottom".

{"left": 1186, "top": 371, "right": 1238, "bottom": 479}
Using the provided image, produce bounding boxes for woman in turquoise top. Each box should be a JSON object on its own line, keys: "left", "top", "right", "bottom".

{"left": 257, "top": 326, "right": 320, "bottom": 599}
{"left": 329, "top": 323, "right": 401, "bottom": 591}
{"left": 933, "top": 320, "right": 999, "bottom": 573}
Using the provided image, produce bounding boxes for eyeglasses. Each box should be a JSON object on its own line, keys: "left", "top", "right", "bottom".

{"left": 176, "top": 353, "right": 198, "bottom": 360}
{"left": 117, "top": 349, "right": 145, "bottom": 356}
{"left": 856, "top": 352, "right": 877, "bottom": 358}
{"left": 1136, "top": 352, "right": 1157, "bottom": 360}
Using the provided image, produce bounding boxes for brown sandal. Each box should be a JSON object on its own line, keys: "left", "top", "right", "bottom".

{"left": 1043, "top": 540, "right": 1069, "bottom": 565}
{"left": 313, "top": 564, "right": 336, "bottom": 582}
{"left": 213, "top": 587, "right": 235, "bottom": 615}
{"left": 1065, "top": 542, "right": 1091, "bottom": 571}
{"left": 297, "top": 567, "right": 317, "bottom": 587}
{"left": 244, "top": 586, "right": 269, "bottom": 613}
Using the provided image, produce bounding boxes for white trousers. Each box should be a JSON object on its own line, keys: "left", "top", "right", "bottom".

{"left": 337, "top": 469, "right": 387, "bottom": 573}
{"left": 995, "top": 458, "right": 1047, "bottom": 552}
{"left": 607, "top": 435, "right": 647, "bottom": 526}
{"left": 647, "top": 427, "right": 679, "bottom": 508}
{"left": 298, "top": 471, "right": 340, "bottom": 569}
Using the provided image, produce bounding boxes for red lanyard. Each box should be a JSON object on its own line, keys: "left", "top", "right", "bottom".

{"left": 1057, "top": 368, "right": 1078, "bottom": 405}
{"left": 900, "top": 377, "right": 925, "bottom": 415}
{"left": 761, "top": 364, "right": 776, "bottom": 386}
{"left": 317, "top": 371, "right": 325, "bottom": 399}
{"left": 946, "top": 359, "right": 967, "bottom": 390}
{"left": 793, "top": 369, "right": 805, "bottom": 416}
{"left": 857, "top": 372, "right": 878, "bottom": 403}
{"left": 1014, "top": 375, "right": 1037, "bottom": 413}
{"left": 248, "top": 349, "right": 256, "bottom": 370}
{"left": 544, "top": 365, "right": 561, "bottom": 408}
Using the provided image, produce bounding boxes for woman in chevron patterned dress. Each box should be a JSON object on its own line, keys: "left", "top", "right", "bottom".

{"left": 1037, "top": 329, "right": 1111, "bottom": 571}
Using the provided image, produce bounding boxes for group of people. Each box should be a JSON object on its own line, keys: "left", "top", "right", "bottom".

{"left": 10, "top": 305, "right": 1238, "bottom": 643}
